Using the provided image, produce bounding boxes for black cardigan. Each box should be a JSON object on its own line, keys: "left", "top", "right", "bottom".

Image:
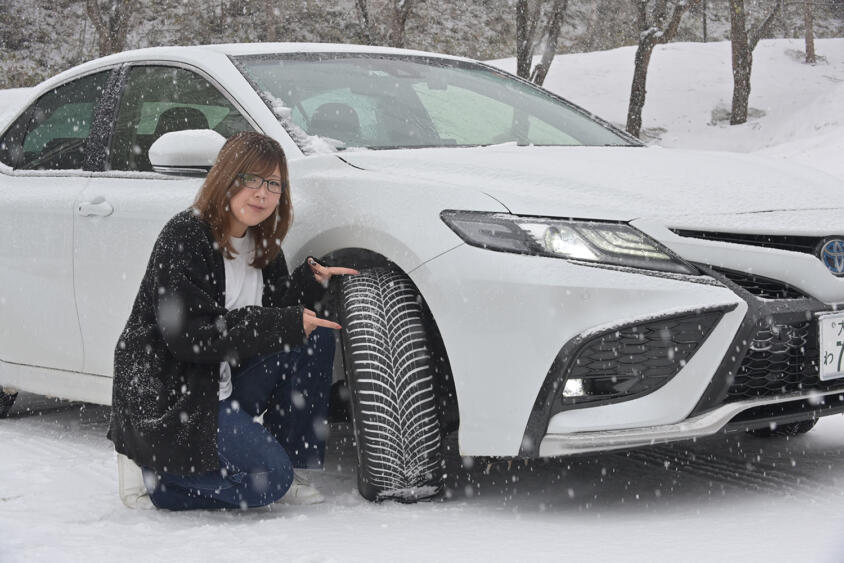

{"left": 107, "top": 207, "right": 326, "bottom": 475}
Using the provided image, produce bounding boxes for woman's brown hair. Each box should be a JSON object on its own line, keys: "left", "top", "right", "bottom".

{"left": 193, "top": 131, "right": 292, "bottom": 269}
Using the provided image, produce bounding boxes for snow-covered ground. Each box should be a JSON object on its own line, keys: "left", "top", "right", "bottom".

{"left": 2, "top": 393, "right": 844, "bottom": 563}
{"left": 2, "top": 38, "right": 844, "bottom": 563}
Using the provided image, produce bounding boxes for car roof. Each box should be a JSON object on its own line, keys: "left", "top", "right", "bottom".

{"left": 210, "top": 42, "right": 473, "bottom": 59}
{"left": 41, "top": 42, "right": 475, "bottom": 89}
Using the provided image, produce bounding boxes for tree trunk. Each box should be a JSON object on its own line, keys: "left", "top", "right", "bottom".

{"left": 530, "top": 0, "right": 568, "bottom": 86}
{"left": 729, "top": 0, "right": 751, "bottom": 124}
{"left": 516, "top": 0, "right": 532, "bottom": 79}
{"left": 626, "top": 41, "right": 655, "bottom": 137}
{"left": 217, "top": 0, "right": 226, "bottom": 39}
{"left": 804, "top": 0, "right": 816, "bottom": 64}
{"left": 78, "top": 17, "right": 88, "bottom": 58}
{"left": 264, "top": 0, "right": 277, "bottom": 42}
{"left": 356, "top": 0, "right": 375, "bottom": 45}
{"left": 86, "top": 0, "right": 134, "bottom": 56}
{"left": 624, "top": 0, "right": 697, "bottom": 138}
{"left": 389, "top": 0, "right": 414, "bottom": 48}
{"left": 729, "top": 0, "right": 781, "bottom": 125}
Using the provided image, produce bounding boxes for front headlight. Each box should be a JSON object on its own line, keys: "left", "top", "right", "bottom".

{"left": 440, "top": 210, "right": 696, "bottom": 275}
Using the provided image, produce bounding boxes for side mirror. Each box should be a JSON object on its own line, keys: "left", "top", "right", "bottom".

{"left": 149, "top": 129, "right": 226, "bottom": 176}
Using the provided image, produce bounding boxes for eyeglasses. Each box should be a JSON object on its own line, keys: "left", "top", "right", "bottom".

{"left": 235, "top": 172, "right": 284, "bottom": 195}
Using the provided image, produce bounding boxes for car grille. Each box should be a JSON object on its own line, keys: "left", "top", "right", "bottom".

{"left": 671, "top": 229, "right": 823, "bottom": 255}
{"left": 564, "top": 310, "right": 723, "bottom": 405}
{"left": 711, "top": 267, "right": 807, "bottom": 300}
{"left": 725, "top": 320, "right": 841, "bottom": 401}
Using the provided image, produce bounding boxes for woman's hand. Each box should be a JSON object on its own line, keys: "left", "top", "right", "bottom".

{"left": 308, "top": 257, "right": 359, "bottom": 285}
{"left": 303, "top": 308, "right": 342, "bottom": 338}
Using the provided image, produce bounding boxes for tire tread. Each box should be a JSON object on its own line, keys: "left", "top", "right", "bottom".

{"left": 341, "top": 270, "right": 442, "bottom": 500}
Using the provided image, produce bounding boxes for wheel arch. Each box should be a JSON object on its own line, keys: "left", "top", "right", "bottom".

{"left": 324, "top": 247, "right": 460, "bottom": 436}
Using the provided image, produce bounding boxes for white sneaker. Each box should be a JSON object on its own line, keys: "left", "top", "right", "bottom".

{"left": 276, "top": 471, "right": 325, "bottom": 505}
{"left": 117, "top": 453, "right": 155, "bottom": 509}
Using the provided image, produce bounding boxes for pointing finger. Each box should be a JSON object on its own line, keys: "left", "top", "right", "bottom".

{"left": 313, "top": 317, "right": 342, "bottom": 330}
{"left": 328, "top": 267, "right": 360, "bottom": 276}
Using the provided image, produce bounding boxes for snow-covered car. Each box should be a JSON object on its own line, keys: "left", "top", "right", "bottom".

{"left": 1, "top": 43, "right": 843, "bottom": 502}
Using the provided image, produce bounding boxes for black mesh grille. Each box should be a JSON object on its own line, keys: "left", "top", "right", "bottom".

{"left": 671, "top": 229, "right": 822, "bottom": 254}
{"left": 726, "top": 320, "right": 840, "bottom": 401}
{"left": 565, "top": 311, "right": 722, "bottom": 405}
{"left": 712, "top": 267, "right": 807, "bottom": 300}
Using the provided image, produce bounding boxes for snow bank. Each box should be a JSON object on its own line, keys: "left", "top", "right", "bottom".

{"left": 489, "top": 38, "right": 844, "bottom": 180}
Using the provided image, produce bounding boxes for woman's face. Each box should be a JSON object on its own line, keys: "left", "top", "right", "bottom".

{"left": 227, "top": 165, "right": 282, "bottom": 237}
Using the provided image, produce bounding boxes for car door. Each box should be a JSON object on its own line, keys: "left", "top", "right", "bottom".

{"left": 74, "top": 63, "right": 258, "bottom": 376}
{"left": 0, "top": 69, "right": 112, "bottom": 373}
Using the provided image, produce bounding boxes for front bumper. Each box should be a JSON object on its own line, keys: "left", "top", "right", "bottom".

{"left": 539, "top": 387, "right": 844, "bottom": 456}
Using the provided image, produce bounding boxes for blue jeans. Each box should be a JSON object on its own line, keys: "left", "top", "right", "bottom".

{"left": 143, "top": 326, "right": 335, "bottom": 511}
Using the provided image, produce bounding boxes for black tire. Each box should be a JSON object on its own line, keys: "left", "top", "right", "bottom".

{"left": 339, "top": 268, "right": 443, "bottom": 502}
{"left": 0, "top": 388, "right": 18, "bottom": 419}
{"left": 747, "top": 418, "right": 818, "bottom": 438}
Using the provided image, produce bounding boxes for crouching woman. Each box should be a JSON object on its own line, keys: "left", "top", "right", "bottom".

{"left": 107, "top": 131, "right": 357, "bottom": 510}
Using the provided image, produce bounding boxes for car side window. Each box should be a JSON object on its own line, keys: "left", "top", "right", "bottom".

{"left": 109, "top": 66, "right": 252, "bottom": 172}
{"left": 0, "top": 71, "right": 109, "bottom": 170}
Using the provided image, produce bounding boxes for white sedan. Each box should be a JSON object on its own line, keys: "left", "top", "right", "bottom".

{"left": 1, "top": 43, "right": 843, "bottom": 502}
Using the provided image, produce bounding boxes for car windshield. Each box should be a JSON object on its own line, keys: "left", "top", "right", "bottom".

{"left": 232, "top": 53, "right": 634, "bottom": 153}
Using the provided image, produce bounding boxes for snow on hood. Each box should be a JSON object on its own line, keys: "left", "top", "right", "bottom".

{"left": 339, "top": 145, "right": 844, "bottom": 229}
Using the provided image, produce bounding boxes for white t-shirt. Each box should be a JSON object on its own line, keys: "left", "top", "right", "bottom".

{"left": 219, "top": 229, "right": 264, "bottom": 401}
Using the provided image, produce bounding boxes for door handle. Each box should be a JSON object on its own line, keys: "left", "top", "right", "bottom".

{"left": 77, "top": 196, "right": 114, "bottom": 217}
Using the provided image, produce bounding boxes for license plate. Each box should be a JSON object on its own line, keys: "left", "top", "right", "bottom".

{"left": 819, "top": 312, "right": 844, "bottom": 381}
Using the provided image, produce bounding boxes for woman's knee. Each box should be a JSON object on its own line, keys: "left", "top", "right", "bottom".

{"left": 246, "top": 444, "right": 294, "bottom": 505}
{"left": 262, "top": 436, "right": 293, "bottom": 472}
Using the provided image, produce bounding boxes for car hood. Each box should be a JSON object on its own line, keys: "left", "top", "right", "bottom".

{"left": 339, "top": 145, "right": 844, "bottom": 233}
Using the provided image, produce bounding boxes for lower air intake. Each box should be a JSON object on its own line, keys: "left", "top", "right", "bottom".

{"left": 726, "top": 320, "right": 840, "bottom": 401}
{"left": 562, "top": 310, "right": 723, "bottom": 406}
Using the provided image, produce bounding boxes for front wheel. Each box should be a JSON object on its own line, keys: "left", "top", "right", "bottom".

{"left": 747, "top": 418, "right": 818, "bottom": 438}
{"left": 339, "top": 269, "right": 442, "bottom": 502}
{"left": 0, "top": 387, "right": 18, "bottom": 418}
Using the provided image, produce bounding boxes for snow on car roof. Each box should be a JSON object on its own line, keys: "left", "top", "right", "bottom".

{"left": 210, "top": 42, "right": 473, "bottom": 60}
{"left": 39, "top": 42, "right": 473, "bottom": 92}
{"left": 95, "top": 42, "right": 473, "bottom": 61}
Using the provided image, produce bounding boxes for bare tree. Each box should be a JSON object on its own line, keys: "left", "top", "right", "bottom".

{"left": 625, "top": 0, "right": 699, "bottom": 138}
{"left": 388, "top": 0, "right": 414, "bottom": 48}
{"left": 264, "top": 0, "right": 277, "bottom": 42}
{"left": 729, "top": 0, "right": 782, "bottom": 125}
{"left": 85, "top": 0, "right": 135, "bottom": 56}
{"left": 516, "top": 0, "right": 568, "bottom": 86}
{"left": 354, "top": 0, "right": 414, "bottom": 47}
{"left": 531, "top": 0, "right": 568, "bottom": 86}
{"left": 516, "top": 0, "right": 542, "bottom": 79}
{"left": 355, "top": 0, "right": 377, "bottom": 44}
{"left": 804, "top": 0, "right": 816, "bottom": 64}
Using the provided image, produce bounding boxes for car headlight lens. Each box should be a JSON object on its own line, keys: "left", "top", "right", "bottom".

{"left": 440, "top": 210, "right": 696, "bottom": 275}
